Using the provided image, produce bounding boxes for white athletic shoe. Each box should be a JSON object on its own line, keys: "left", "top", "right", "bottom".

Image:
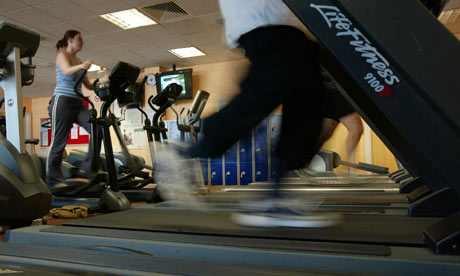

{"left": 231, "top": 211, "right": 341, "bottom": 228}
{"left": 231, "top": 198, "right": 342, "bottom": 228}
{"left": 153, "top": 145, "right": 205, "bottom": 209}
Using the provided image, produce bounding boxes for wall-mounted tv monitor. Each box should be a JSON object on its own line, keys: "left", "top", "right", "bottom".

{"left": 155, "top": 68, "right": 193, "bottom": 100}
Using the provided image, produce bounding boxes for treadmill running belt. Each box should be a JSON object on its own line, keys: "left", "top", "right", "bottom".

{"left": 203, "top": 192, "right": 408, "bottom": 205}
{"left": 63, "top": 208, "right": 439, "bottom": 246}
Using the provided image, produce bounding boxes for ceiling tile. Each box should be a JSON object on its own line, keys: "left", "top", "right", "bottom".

{"left": 122, "top": 41, "right": 162, "bottom": 55}
{"left": 79, "top": 48, "right": 104, "bottom": 61}
{"left": 2, "top": 7, "right": 61, "bottom": 28}
{"left": 83, "top": 30, "right": 140, "bottom": 50}
{"left": 163, "top": 18, "right": 210, "bottom": 36}
{"left": 99, "top": 46, "right": 147, "bottom": 66}
{"left": 17, "top": 0, "right": 55, "bottom": 5}
{"left": 198, "top": 42, "right": 227, "bottom": 54}
{"left": 35, "top": 0, "right": 95, "bottom": 21}
{"left": 79, "top": 35, "right": 107, "bottom": 50}
{"left": 97, "top": 30, "right": 141, "bottom": 46}
{"left": 197, "top": 12, "right": 224, "bottom": 34}
{"left": 151, "top": 35, "right": 190, "bottom": 49}
{"left": 32, "top": 65, "right": 56, "bottom": 82}
{"left": 129, "top": 24, "right": 175, "bottom": 44}
{"left": 139, "top": 50, "right": 175, "bottom": 61}
{"left": 31, "top": 28, "right": 59, "bottom": 47}
{"left": 35, "top": 45, "right": 57, "bottom": 60}
{"left": 182, "top": 31, "right": 221, "bottom": 47}
{"left": 39, "top": 22, "right": 88, "bottom": 40}
{"left": 70, "top": 16, "right": 122, "bottom": 35}
{"left": 0, "top": 0, "right": 26, "bottom": 13}
{"left": 23, "top": 66, "right": 56, "bottom": 97}
{"left": 29, "top": 56, "right": 50, "bottom": 65}
{"left": 175, "top": 0, "right": 219, "bottom": 16}
{"left": 78, "top": 48, "right": 118, "bottom": 69}
{"left": 23, "top": 69, "right": 56, "bottom": 97}
{"left": 0, "top": 15, "right": 31, "bottom": 29}
{"left": 73, "top": 0, "right": 130, "bottom": 15}
{"left": 99, "top": 46, "right": 136, "bottom": 58}
{"left": 138, "top": 60, "right": 160, "bottom": 68}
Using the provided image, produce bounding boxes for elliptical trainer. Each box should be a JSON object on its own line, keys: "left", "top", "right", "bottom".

{"left": 54, "top": 62, "right": 141, "bottom": 211}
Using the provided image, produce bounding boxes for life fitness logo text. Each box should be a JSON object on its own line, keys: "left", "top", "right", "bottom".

{"left": 311, "top": 4, "right": 400, "bottom": 97}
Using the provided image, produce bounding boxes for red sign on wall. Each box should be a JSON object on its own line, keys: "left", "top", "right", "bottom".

{"left": 40, "top": 118, "right": 90, "bottom": 147}
{"left": 40, "top": 96, "right": 91, "bottom": 147}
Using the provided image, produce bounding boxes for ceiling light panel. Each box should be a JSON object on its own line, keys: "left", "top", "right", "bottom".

{"left": 168, "top": 47, "right": 205, "bottom": 58}
{"left": 100, "top": 8, "right": 157, "bottom": 30}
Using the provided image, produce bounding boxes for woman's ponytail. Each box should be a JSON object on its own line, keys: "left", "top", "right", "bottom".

{"left": 55, "top": 39, "right": 65, "bottom": 50}
{"left": 55, "top": 30, "right": 80, "bottom": 50}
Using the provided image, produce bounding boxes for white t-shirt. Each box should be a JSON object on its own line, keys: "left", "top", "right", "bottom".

{"left": 218, "top": 0, "right": 304, "bottom": 49}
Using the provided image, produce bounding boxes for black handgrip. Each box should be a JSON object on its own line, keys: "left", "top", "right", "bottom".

{"left": 137, "top": 106, "right": 148, "bottom": 120}
{"left": 91, "top": 78, "right": 99, "bottom": 91}
{"left": 148, "top": 95, "right": 158, "bottom": 112}
{"left": 138, "top": 75, "right": 147, "bottom": 95}
{"left": 74, "top": 69, "right": 94, "bottom": 109}
{"left": 134, "top": 88, "right": 148, "bottom": 119}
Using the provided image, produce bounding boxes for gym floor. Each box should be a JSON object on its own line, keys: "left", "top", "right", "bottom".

{"left": 0, "top": 201, "right": 150, "bottom": 242}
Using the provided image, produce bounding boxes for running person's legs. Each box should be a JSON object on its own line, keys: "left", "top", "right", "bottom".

{"left": 189, "top": 26, "right": 337, "bottom": 227}
{"left": 339, "top": 112, "right": 363, "bottom": 157}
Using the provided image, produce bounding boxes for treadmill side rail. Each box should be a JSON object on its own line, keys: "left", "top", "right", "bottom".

{"left": 409, "top": 187, "right": 460, "bottom": 217}
{"left": 424, "top": 211, "right": 460, "bottom": 255}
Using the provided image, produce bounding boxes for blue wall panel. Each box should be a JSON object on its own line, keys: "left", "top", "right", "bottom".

{"left": 224, "top": 144, "right": 238, "bottom": 185}
{"left": 210, "top": 157, "right": 223, "bottom": 186}
{"left": 254, "top": 118, "right": 269, "bottom": 182}
{"left": 269, "top": 114, "right": 282, "bottom": 180}
{"left": 239, "top": 133, "right": 253, "bottom": 185}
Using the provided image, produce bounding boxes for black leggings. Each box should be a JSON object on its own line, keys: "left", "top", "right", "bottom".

{"left": 46, "top": 95, "right": 91, "bottom": 186}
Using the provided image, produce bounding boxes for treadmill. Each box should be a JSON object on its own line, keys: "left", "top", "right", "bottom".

{"left": 3, "top": 0, "right": 460, "bottom": 275}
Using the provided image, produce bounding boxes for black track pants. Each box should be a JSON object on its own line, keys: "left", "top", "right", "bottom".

{"left": 46, "top": 95, "right": 91, "bottom": 186}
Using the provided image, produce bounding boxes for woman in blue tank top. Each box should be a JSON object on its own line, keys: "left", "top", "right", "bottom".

{"left": 46, "top": 30, "right": 93, "bottom": 187}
